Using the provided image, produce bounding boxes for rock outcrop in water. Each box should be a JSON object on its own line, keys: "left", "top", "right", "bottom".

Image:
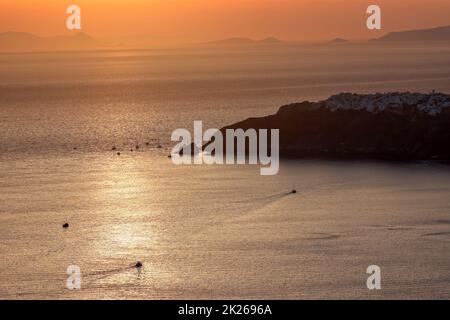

{"left": 207, "top": 92, "right": 450, "bottom": 161}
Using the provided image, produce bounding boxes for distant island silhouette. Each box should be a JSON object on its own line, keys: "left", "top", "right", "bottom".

{"left": 0, "top": 31, "right": 101, "bottom": 51}
{"left": 373, "top": 25, "right": 450, "bottom": 42}
{"left": 0, "top": 26, "right": 450, "bottom": 52}
{"left": 203, "top": 37, "right": 285, "bottom": 46}
{"left": 330, "top": 38, "right": 349, "bottom": 43}
{"left": 3, "top": 24, "right": 450, "bottom": 52}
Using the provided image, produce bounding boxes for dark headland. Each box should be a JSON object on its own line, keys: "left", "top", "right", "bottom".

{"left": 203, "top": 92, "right": 450, "bottom": 161}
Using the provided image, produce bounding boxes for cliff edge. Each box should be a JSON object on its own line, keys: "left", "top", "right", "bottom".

{"left": 209, "top": 92, "right": 450, "bottom": 160}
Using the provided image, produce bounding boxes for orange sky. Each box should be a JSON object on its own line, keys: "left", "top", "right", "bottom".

{"left": 1, "top": 0, "right": 450, "bottom": 42}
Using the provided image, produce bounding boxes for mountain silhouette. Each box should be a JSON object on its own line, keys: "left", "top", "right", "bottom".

{"left": 330, "top": 38, "right": 348, "bottom": 43}
{"left": 0, "top": 32, "right": 43, "bottom": 48}
{"left": 375, "top": 25, "right": 450, "bottom": 42}
{"left": 0, "top": 31, "right": 100, "bottom": 51}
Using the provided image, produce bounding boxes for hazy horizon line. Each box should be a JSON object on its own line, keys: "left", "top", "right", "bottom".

{"left": 2, "top": 22, "right": 450, "bottom": 44}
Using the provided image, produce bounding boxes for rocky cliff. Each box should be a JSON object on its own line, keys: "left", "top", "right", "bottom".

{"left": 210, "top": 92, "right": 450, "bottom": 160}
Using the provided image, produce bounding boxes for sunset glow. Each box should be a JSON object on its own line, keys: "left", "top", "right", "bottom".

{"left": 1, "top": 0, "right": 450, "bottom": 42}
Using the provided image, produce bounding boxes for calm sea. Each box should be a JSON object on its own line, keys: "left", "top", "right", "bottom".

{"left": 1, "top": 44, "right": 450, "bottom": 299}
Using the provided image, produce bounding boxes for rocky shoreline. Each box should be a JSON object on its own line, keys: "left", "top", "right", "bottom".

{"left": 205, "top": 92, "right": 450, "bottom": 161}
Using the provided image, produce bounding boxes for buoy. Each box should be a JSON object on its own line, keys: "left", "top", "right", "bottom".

{"left": 291, "top": 189, "right": 297, "bottom": 194}
{"left": 63, "top": 223, "right": 69, "bottom": 229}
{"left": 145, "top": 142, "right": 150, "bottom": 146}
{"left": 112, "top": 146, "right": 117, "bottom": 151}
{"left": 157, "top": 144, "right": 162, "bottom": 149}
{"left": 117, "top": 152, "right": 121, "bottom": 156}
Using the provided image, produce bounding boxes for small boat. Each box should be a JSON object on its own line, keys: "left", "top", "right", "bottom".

{"left": 135, "top": 261, "right": 143, "bottom": 268}
{"left": 291, "top": 184, "right": 297, "bottom": 194}
{"left": 63, "top": 223, "right": 69, "bottom": 229}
